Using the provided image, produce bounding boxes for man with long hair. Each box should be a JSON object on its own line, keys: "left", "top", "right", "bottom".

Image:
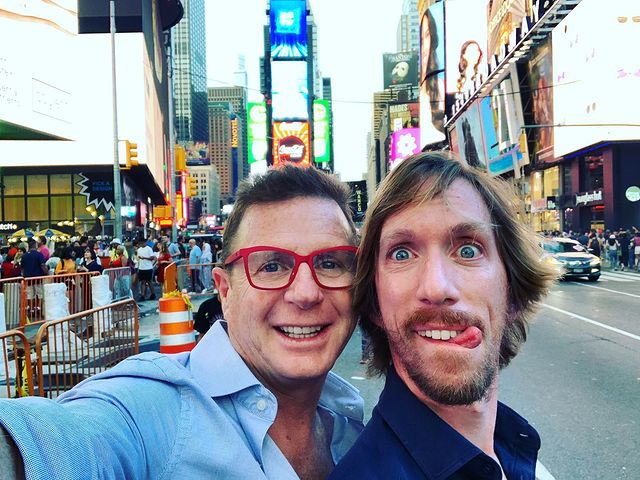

{"left": 331, "top": 152, "right": 557, "bottom": 479}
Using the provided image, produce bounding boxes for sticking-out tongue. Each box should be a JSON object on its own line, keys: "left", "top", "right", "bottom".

{"left": 448, "top": 326, "right": 482, "bottom": 348}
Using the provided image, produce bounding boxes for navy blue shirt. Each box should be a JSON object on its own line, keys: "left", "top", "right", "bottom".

{"left": 20, "top": 250, "right": 46, "bottom": 278}
{"left": 330, "top": 366, "right": 541, "bottom": 480}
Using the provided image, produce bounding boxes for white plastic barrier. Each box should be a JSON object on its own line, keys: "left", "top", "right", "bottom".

{"left": 43, "top": 283, "right": 81, "bottom": 361}
{"left": 91, "top": 275, "right": 113, "bottom": 332}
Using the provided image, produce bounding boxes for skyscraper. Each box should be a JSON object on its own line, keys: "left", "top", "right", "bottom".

{"left": 397, "top": 0, "right": 419, "bottom": 52}
{"left": 173, "top": 0, "right": 208, "bottom": 143}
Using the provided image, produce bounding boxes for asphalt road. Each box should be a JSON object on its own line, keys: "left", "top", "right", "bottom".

{"left": 331, "top": 268, "right": 640, "bottom": 480}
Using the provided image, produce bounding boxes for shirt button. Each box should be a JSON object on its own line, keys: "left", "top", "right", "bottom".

{"left": 256, "top": 399, "right": 267, "bottom": 411}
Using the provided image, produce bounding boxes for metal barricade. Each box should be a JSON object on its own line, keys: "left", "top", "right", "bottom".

{"left": 21, "top": 271, "right": 99, "bottom": 326}
{"left": 0, "top": 329, "right": 34, "bottom": 399}
{"left": 162, "top": 261, "right": 178, "bottom": 294}
{"left": 33, "top": 299, "right": 139, "bottom": 399}
{"left": 103, "top": 267, "right": 133, "bottom": 302}
{"left": 175, "top": 262, "right": 218, "bottom": 296}
{"left": 0, "top": 277, "right": 24, "bottom": 330}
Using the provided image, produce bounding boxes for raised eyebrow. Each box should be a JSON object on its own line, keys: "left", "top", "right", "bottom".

{"left": 378, "top": 228, "right": 418, "bottom": 250}
{"left": 448, "top": 222, "right": 495, "bottom": 241}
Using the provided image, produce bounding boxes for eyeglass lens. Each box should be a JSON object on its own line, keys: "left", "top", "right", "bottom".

{"left": 246, "top": 249, "right": 356, "bottom": 288}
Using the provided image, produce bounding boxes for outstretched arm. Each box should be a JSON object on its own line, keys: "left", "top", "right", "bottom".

{"left": 1, "top": 427, "right": 25, "bottom": 479}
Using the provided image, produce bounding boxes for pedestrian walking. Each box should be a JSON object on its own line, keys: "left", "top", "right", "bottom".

{"left": 605, "top": 235, "right": 620, "bottom": 270}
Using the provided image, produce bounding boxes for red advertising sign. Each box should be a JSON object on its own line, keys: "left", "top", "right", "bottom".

{"left": 272, "top": 121, "right": 311, "bottom": 167}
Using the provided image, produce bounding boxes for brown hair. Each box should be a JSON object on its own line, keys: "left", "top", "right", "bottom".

{"left": 355, "top": 152, "right": 557, "bottom": 375}
{"left": 221, "top": 165, "right": 358, "bottom": 263}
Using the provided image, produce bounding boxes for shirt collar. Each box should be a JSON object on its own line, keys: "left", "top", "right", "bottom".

{"left": 378, "top": 366, "right": 539, "bottom": 480}
{"left": 188, "top": 321, "right": 364, "bottom": 423}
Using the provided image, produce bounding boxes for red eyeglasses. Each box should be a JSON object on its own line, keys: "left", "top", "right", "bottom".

{"left": 224, "top": 245, "right": 358, "bottom": 290}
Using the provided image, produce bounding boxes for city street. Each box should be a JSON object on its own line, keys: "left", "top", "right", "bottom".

{"left": 331, "top": 271, "right": 640, "bottom": 480}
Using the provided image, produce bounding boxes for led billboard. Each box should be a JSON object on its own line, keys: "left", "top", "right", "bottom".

{"left": 552, "top": 0, "right": 640, "bottom": 157}
{"left": 0, "top": 0, "right": 77, "bottom": 140}
{"left": 271, "top": 60, "right": 309, "bottom": 120}
{"left": 389, "top": 102, "right": 419, "bottom": 132}
{"left": 270, "top": 0, "right": 308, "bottom": 59}
{"left": 419, "top": 2, "right": 446, "bottom": 147}
{"left": 453, "top": 102, "right": 487, "bottom": 170}
{"left": 444, "top": 0, "right": 487, "bottom": 100}
{"left": 390, "top": 128, "right": 421, "bottom": 170}
{"left": 528, "top": 40, "right": 554, "bottom": 162}
{"left": 312, "top": 99, "right": 331, "bottom": 163}
{"left": 247, "top": 102, "right": 268, "bottom": 164}
{"left": 383, "top": 52, "right": 419, "bottom": 90}
{"left": 272, "top": 121, "right": 310, "bottom": 167}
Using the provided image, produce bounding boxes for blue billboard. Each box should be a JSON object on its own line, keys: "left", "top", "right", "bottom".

{"left": 270, "top": 0, "right": 308, "bottom": 59}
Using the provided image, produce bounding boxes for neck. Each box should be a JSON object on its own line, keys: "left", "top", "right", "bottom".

{"left": 424, "top": 379, "right": 501, "bottom": 461}
{"left": 268, "top": 383, "right": 334, "bottom": 480}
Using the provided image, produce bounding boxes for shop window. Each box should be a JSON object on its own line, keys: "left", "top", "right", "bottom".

{"left": 27, "top": 196, "right": 49, "bottom": 221}
{"left": 580, "top": 154, "right": 603, "bottom": 191}
{"left": 73, "top": 196, "right": 93, "bottom": 219}
{"left": 27, "top": 175, "right": 48, "bottom": 195}
{"left": 543, "top": 166, "right": 560, "bottom": 197}
{"left": 50, "top": 174, "right": 72, "bottom": 194}
{"left": 73, "top": 175, "right": 85, "bottom": 194}
{"left": 4, "top": 197, "right": 25, "bottom": 221}
{"left": 3, "top": 176, "right": 24, "bottom": 195}
{"left": 51, "top": 196, "right": 73, "bottom": 220}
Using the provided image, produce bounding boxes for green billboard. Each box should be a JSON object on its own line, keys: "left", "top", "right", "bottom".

{"left": 313, "top": 99, "right": 331, "bottom": 163}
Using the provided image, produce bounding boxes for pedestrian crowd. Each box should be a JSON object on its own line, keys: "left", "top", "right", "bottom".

{"left": 541, "top": 226, "right": 640, "bottom": 271}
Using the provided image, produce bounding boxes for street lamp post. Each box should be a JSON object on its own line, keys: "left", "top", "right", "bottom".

{"left": 110, "top": 0, "right": 122, "bottom": 238}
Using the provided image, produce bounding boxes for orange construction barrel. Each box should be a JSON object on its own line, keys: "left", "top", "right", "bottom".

{"left": 159, "top": 296, "right": 196, "bottom": 354}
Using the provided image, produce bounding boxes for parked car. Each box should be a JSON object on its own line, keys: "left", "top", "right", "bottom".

{"left": 540, "top": 237, "right": 601, "bottom": 281}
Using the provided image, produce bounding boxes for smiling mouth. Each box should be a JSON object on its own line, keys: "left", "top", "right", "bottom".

{"left": 417, "top": 329, "right": 458, "bottom": 340}
{"left": 278, "top": 325, "right": 325, "bottom": 339}
{"left": 416, "top": 326, "right": 483, "bottom": 349}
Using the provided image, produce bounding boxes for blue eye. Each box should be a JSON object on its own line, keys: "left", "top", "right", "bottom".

{"left": 390, "top": 248, "right": 412, "bottom": 261}
{"left": 458, "top": 244, "right": 481, "bottom": 259}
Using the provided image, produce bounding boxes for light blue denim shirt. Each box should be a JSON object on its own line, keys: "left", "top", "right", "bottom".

{"left": 0, "top": 321, "right": 364, "bottom": 479}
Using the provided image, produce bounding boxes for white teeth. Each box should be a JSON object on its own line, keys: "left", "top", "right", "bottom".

{"left": 279, "top": 326, "right": 323, "bottom": 338}
{"left": 418, "top": 330, "right": 459, "bottom": 341}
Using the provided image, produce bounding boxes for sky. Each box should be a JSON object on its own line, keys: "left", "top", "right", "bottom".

{"left": 205, "top": 0, "right": 403, "bottom": 181}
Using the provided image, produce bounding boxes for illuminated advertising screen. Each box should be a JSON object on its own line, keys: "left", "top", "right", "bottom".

{"left": 419, "top": 2, "right": 445, "bottom": 148}
{"left": 528, "top": 40, "right": 554, "bottom": 162}
{"left": 552, "top": 0, "right": 640, "bottom": 157}
{"left": 420, "top": 72, "right": 446, "bottom": 147}
{"left": 390, "top": 128, "right": 421, "bottom": 170}
{"left": 389, "top": 102, "right": 419, "bottom": 132}
{"left": 271, "top": 60, "right": 309, "bottom": 120}
{"left": 383, "top": 51, "right": 419, "bottom": 89}
{"left": 444, "top": 0, "right": 487, "bottom": 100}
{"left": 477, "top": 71, "right": 528, "bottom": 176}
{"left": 270, "top": 0, "right": 308, "bottom": 59}
{"left": 347, "top": 180, "right": 367, "bottom": 221}
{"left": 247, "top": 102, "right": 268, "bottom": 163}
{"left": 453, "top": 102, "right": 487, "bottom": 170}
{"left": 487, "top": 0, "right": 531, "bottom": 59}
{"left": 272, "top": 121, "right": 310, "bottom": 167}
{"left": 420, "top": 2, "right": 444, "bottom": 82}
{"left": 312, "top": 100, "right": 331, "bottom": 163}
{"left": 0, "top": 0, "right": 77, "bottom": 140}
{"left": 184, "top": 142, "right": 210, "bottom": 166}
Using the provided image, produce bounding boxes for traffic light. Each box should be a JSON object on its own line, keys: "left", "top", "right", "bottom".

{"left": 187, "top": 175, "right": 198, "bottom": 197}
{"left": 125, "top": 140, "right": 138, "bottom": 169}
{"left": 175, "top": 144, "right": 186, "bottom": 171}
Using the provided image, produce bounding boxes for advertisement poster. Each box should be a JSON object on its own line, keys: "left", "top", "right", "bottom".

{"left": 528, "top": 41, "right": 554, "bottom": 162}
{"left": 312, "top": 99, "right": 331, "bottom": 163}
{"left": 247, "top": 102, "right": 268, "bottom": 164}
{"left": 271, "top": 60, "right": 309, "bottom": 120}
{"left": 389, "top": 128, "right": 421, "bottom": 170}
{"left": 383, "top": 51, "right": 419, "bottom": 89}
{"left": 272, "top": 121, "right": 310, "bottom": 167}
{"left": 453, "top": 102, "right": 487, "bottom": 170}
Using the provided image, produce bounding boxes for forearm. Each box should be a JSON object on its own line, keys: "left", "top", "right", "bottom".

{"left": 1, "top": 427, "right": 25, "bottom": 479}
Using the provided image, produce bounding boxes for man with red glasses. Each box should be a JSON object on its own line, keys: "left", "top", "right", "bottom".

{"left": 0, "top": 166, "right": 363, "bottom": 479}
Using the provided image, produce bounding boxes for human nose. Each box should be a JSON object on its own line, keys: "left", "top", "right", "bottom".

{"left": 415, "top": 253, "right": 459, "bottom": 307}
{"left": 284, "top": 261, "right": 323, "bottom": 309}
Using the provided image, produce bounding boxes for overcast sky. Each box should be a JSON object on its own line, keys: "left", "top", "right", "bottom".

{"left": 205, "top": 0, "right": 402, "bottom": 181}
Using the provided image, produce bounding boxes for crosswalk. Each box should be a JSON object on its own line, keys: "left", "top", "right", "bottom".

{"left": 598, "top": 270, "right": 640, "bottom": 282}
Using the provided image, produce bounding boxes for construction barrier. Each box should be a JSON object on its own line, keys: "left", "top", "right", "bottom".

{"left": 102, "top": 267, "right": 133, "bottom": 302}
{"left": 0, "top": 277, "right": 23, "bottom": 331}
{"left": 0, "top": 329, "right": 34, "bottom": 398}
{"left": 158, "top": 296, "right": 195, "bottom": 354}
{"left": 33, "top": 299, "right": 139, "bottom": 399}
{"left": 175, "top": 262, "right": 219, "bottom": 296}
{"left": 21, "top": 271, "right": 99, "bottom": 326}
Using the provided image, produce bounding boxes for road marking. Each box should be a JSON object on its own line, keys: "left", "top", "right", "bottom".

{"left": 536, "top": 460, "right": 556, "bottom": 480}
{"left": 569, "top": 281, "right": 640, "bottom": 299}
{"left": 542, "top": 303, "right": 640, "bottom": 341}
